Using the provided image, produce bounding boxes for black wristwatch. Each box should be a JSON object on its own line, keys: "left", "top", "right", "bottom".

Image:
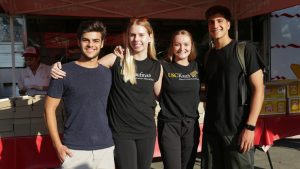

{"left": 244, "top": 124, "right": 256, "bottom": 131}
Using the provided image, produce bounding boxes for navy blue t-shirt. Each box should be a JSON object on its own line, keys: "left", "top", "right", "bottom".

{"left": 47, "top": 61, "right": 113, "bottom": 150}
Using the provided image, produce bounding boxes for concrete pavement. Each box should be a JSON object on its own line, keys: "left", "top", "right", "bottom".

{"left": 151, "top": 138, "right": 300, "bottom": 169}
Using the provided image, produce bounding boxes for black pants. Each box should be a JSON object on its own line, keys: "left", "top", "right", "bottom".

{"left": 201, "top": 132, "right": 254, "bottom": 169}
{"left": 114, "top": 137, "right": 156, "bottom": 169}
{"left": 158, "top": 118, "right": 200, "bottom": 169}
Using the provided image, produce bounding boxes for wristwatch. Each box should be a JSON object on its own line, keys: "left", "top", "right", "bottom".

{"left": 244, "top": 124, "right": 256, "bottom": 131}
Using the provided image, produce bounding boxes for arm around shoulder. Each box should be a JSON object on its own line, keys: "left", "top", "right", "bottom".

{"left": 50, "top": 62, "right": 66, "bottom": 79}
{"left": 98, "top": 53, "right": 117, "bottom": 68}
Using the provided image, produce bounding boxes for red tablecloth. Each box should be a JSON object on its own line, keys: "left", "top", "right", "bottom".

{"left": 254, "top": 114, "right": 300, "bottom": 146}
{"left": 1, "top": 115, "right": 300, "bottom": 169}
{"left": 0, "top": 135, "right": 60, "bottom": 169}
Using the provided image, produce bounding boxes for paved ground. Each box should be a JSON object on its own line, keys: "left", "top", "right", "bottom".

{"left": 151, "top": 138, "right": 300, "bottom": 169}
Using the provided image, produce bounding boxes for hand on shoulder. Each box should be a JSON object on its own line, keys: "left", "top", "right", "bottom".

{"left": 50, "top": 62, "right": 66, "bottom": 79}
{"left": 98, "top": 45, "right": 124, "bottom": 68}
{"left": 113, "top": 45, "right": 125, "bottom": 59}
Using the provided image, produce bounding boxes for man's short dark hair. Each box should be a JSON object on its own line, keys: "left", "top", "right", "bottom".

{"left": 205, "top": 5, "right": 232, "bottom": 21}
{"left": 77, "top": 20, "right": 107, "bottom": 40}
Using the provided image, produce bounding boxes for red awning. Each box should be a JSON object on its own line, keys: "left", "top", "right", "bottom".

{"left": 0, "top": 0, "right": 299, "bottom": 20}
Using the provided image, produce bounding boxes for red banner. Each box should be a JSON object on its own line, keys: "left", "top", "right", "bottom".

{"left": 44, "top": 32, "right": 77, "bottom": 48}
{"left": 44, "top": 32, "right": 123, "bottom": 48}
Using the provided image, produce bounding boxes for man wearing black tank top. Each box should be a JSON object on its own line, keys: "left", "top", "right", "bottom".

{"left": 201, "top": 5, "right": 265, "bottom": 169}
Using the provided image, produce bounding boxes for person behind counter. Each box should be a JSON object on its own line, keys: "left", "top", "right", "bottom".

{"left": 18, "top": 46, "right": 51, "bottom": 96}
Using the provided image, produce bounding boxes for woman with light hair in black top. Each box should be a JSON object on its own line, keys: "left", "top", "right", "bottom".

{"left": 106, "top": 18, "right": 162, "bottom": 169}
{"left": 158, "top": 30, "right": 200, "bottom": 169}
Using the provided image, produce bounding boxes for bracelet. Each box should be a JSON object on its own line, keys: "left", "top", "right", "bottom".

{"left": 244, "top": 124, "right": 256, "bottom": 131}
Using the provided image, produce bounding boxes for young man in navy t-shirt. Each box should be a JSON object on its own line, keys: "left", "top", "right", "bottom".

{"left": 44, "top": 20, "right": 114, "bottom": 169}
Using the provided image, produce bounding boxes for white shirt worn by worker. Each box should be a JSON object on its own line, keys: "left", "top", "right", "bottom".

{"left": 18, "top": 63, "right": 51, "bottom": 96}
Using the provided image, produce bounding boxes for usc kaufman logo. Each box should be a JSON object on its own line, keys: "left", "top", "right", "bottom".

{"left": 136, "top": 72, "right": 154, "bottom": 81}
{"left": 168, "top": 70, "right": 199, "bottom": 80}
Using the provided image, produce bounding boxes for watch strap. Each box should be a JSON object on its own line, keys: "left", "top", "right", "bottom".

{"left": 244, "top": 124, "right": 256, "bottom": 131}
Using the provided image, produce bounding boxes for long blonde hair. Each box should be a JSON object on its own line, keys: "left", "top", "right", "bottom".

{"left": 165, "top": 30, "right": 197, "bottom": 63}
{"left": 122, "top": 18, "right": 157, "bottom": 85}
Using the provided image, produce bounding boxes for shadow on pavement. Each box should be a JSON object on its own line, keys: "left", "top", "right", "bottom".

{"left": 274, "top": 138, "right": 300, "bottom": 150}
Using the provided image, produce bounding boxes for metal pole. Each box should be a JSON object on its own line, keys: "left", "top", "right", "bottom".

{"left": 267, "top": 15, "right": 271, "bottom": 81}
{"left": 234, "top": 16, "right": 238, "bottom": 40}
{"left": 23, "top": 15, "right": 27, "bottom": 47}
{"left": 233, "top": 0, "right": 238, "bottom": 40}
{"left": 250, "top": 18, "right": 253, "bottom": 41}
{"left": 9, "top": 15, "right": 16, "bottom": 97}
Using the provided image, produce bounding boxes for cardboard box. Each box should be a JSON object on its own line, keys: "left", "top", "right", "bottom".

{"left": 0, "top": 99, "right": 14, "bottom": 120}
{"left": 0, "top": 98, "right": 13, "bottom": 108}
{"left": 30, "top": 118, "right": 48, "bottom": 135}
{"left": 264, "top": 81, "right": 290, "bottom": 99}
{"left": 0, "top": 119, "right": 14, "bottom": 132}
{"left": 14, "top": 106, "right": 32, "bottom": 118}
{"left": 288, "top": 98, "right": 300, "bottom": 114}
{"left": 260, "top": 99, "right": 286, "bottom": 115}
{"left": 32, "top": 95, "right": 45, "bottom": 105}
{"left": 13, "top": 96, "right": 33, "bottom": 119}
{"left": 0, "top": 107, "right": 14, "bottom": 119}
{"left": 0, "top": 131, "right": 14, "bottom": 137}
{"left": 31, "top": 104, "right": 44, "bottom": 118}
{"left": 14, "top": 96, "right": 33, "bottom": 107}
{"left": 287, "top": 80, "right": 300, "bottom": 98}
{"left": 14, "top": 118, "right": 30, "bottom": 136}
